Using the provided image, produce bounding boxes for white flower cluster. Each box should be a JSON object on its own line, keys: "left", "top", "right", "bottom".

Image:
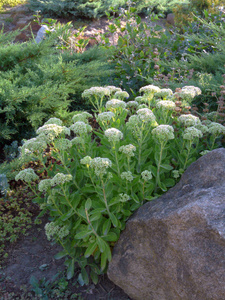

{"left": 139, "top": 85, "right": 161, "bottom": 94}
{"left": 195, "top": 124, "right": 208, "bottom": 134}
{"left": 182, "top": 86, "right": 201, "bottom": 96}
{"left": 70, "top": 121, "right": 92, "bottom": 135}
{"left": 105, "top": 86, "right": 122, "bottom": 94}
{"left": 72, "top": 112, "right": 92, "bottom": 123}
{"left": 119, "top": 144, "right": 136, "bottom": 157}
{"left": 51, "top": 173, "right": 72, "bottom": 186}
{"left": 121, "top": 171, "right": 134, "bottom": 182}
{"left": 126, "top": 101, "right": 138, "bottom": 109}
{"left": 104, "top": 128, "right": 123, "bottom": 143}
{"left": 141, "top": 170, "right": 152, "bottom": 181}
{"left": 54, "top": 138, "right": 72, "bottom": 151}
{"left": 178, "top": 114, "right": 201, "bottom": 127}
{"left": 44, "top": 117, "right": 63, "bottom": 126}
{"left": 80, "top": 156, "right": 92, "bottom": 165}
{"left": 172, "top": 170, "right": 180, "bottom": 179}
{"left": 114, "top": 91, "right": 129, "bottom": 99}
{"left": 15, "top": 168, "right": 39, "bottom": 183}
{"left": 38, "top": 179, "right": 52, "bottom": 192}
{"left": 119, "top": 193, "right": 130, "bottom": 202}
{"left": 106, "top": 99, "right": 127, "bottom": 110}
{"left": 45, "top": 222, "right": 69, "bottom": 241}
{"left": 82, "top": 87, "right": 110, "bottom": 98}
{"left": 71, "top": 137, "right": 84, "bottom": 145}
{"left": 156, "top": 100, "right": 176, "bottom": 110}
{"left": 135, "top": 96, "right": 144, "bottom": 102}
{"left": 96, "top": 112, "right": 115, "bottom": 123}
{"left": 183, "top": 127, "right": 203, "bottom": 140}
{"left": 137, "top": 108, "right": 156, "bottom": 123}
{"left": 207, "top": 122, "right": 225, "bottom": 135}
{"left": 155, "top": 88, "right": 173, "bottom": 98}
{"left": 36, "top": 124, "right": 70, "bottom": 142}
{"left": 90, "top": 157, "right": 112, "bottom": 176}
{"left": 152, "top": 125, "right": 174, "bottom": 142}
{"left": 21, "top": 137, "right": 47, "bottom": 155}
{"left": 137, "top": 104, "right": 148, "bottom": 109}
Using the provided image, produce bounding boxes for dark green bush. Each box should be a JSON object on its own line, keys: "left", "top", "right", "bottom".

{"left": 0, "top": 28, "right": 114, "bottom": 144}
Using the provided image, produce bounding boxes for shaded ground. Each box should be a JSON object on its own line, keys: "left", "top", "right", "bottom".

{"left": 0, "top": 215, "right": 130, "bottom": 299}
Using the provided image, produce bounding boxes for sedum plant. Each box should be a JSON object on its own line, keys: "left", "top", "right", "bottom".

{"left": 15, "top": 84, "right": 225, "bottom": 284}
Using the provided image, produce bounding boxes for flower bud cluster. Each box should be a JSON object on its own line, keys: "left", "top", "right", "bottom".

{"left": 156, "top": 100, "right": 176, "bottom": 110}
{"left": 121, "top": 171, "right": 134, "bottom": 182}
{"left": 126, "top": 101, "right": 138, "bottom": 109}
{"left": 54, "top": 138, "right": 72, "bottom": 151}
{"left": 119, "top": 193, "right": 130, "bottom": 202}
{"left": 200, "top": 150, "right": 210, "bottom": 156}
{"left": 15, "top": 168, "right": 39, "bottom": 183}
{"left": 152, "top": 125, "right": 174, "bottom": 142}
{"left": 172, "top": 170, "right": 180, "bottom": 179}
{"left": 106, "top": 99, "right": 127, "bottom": 110}
{"left": 38, "top": 179, "right": 52, "bottom": 192}
{"left": 139, "top": 85, "right": 161, "bottom": 94}
{"left": 104, "top": 128, "right": 123, "bottom": 143}
{"left": 82, "top": 87, "right": 110, "bottom": 98}
{"left": 207, "top": 122, "right": 225, "bottom": 135}
{"left": 45, "top": 222, "right": 69, "bottom": 241}
{"left": 114, "top": 91, "right": 129, "bottom": 99}
{"left": 36, "top": 124, "right": 70, "bottom": 141}
{"left": 51, "top": 173, "right": 72, "bottom": 186}
{"left": 137, "top": 108, "right": 156, "bottom": 123}
{"left": 105, "top": 86, "right": 122, "bottom": 94}
{"left": 183, "top": 127, "right": 203, "bottom": 140}
{"left": 178, "top": 114, "right": 201, "bottom": 127}
{"left": 70, "top": 121, "right": 92, "bottom": 135}
{"left": 90, "top": 157, "right": 112, "bottom": 176}
{"left": 155, "top": 88, "right": 173, "bottom": 98}
{"left": 21, "top": 137, "right": 47, "bottom": 155}
{"left": 72, "top": 112, "right": 92, "bottom": 123}
{"left": 80, "top": 156, "right": 92, "bottom": 166}
{"left": 119, "top": 144, "right": 136, "bottom": 157}
{"left": 141, "top": 170, "right": 152, "bottom": 181}
{"left": 44, "top": 117, "right": 63, "bottom": 126}
{"left": 96, "top": 112, "right": 115, "bottom": 123}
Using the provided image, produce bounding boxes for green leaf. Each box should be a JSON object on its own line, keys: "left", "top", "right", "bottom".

{"left": 84, "top": 242, "right": 97, "bottom": 258}
{"left": 75, "top": 230, "right": 92, "bottom": 239}
{"left": 77, "top": 273, "right": 85, "bottom": 286}
{"left": 97, "top": 236, "right": 105, "bottom": 253}
{"left": 81, "top": 268, "right": 89, "bottom": 285}
{"left": 90, "top": 212, "right": 101, "bottom": 222}
{"left": 100, "top": 252, "right": 107, "bottom": 271}
{"left": 54, "top": 250, "right": 67, "bottom": 260}
{"left": 160, "top": 164, "right": 173, "bottom": 171}
{"left": 85, "top": 198, "right": 92, "bottom": 210}
{"left": 164, "top": 178, "right": 175, "bottom": 187}
{"left": 102, "top": 219, "right": 111, "bottom": 236}
{"left": 60, "top": 209, "right": 74, "bottom": 221}
{"left": 109, "top": 213, "right": 118, "bottom": 227}
{"left": 90, "top": 271, "right": 99, "bottom": 285}
{"left": 67, "top": 259, "right": 75, "bottom": 280}
{"left": 102, "top": 232, "right": 118, "bottom": 242}
{"left": 104, "top": 242, "right": 112, "bottom": 261}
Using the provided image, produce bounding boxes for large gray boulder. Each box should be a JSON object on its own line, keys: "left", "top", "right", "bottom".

{"left": 108, "top": 148, "right": 225, "bottom": 300}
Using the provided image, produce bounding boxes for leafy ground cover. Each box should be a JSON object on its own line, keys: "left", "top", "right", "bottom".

{"left": 1, "top": 0, "right": 225, "bottom": 298}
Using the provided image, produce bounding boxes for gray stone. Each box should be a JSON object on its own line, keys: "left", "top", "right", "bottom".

{"left": 166, "top": 13, "right": 175, "bottom": 25}
{"left": 108, "top": 148, "right": 225, "bottom": 300}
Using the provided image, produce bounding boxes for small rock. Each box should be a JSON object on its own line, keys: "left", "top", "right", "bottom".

{"left": 108, "top": 148, "right": 225, "bottom": 300}
{"left": 166, "top": 13, "right": 175, "bottom": 25}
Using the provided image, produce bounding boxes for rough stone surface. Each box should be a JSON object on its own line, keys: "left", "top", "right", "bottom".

{"left": 166, "top": 13, "right": 175, "bottom": 25}
{"left": 108, "top": 148, "right": 225, "bottom": 300}
{"left": 35, "top": 25, "right": 49, "bottom": 43}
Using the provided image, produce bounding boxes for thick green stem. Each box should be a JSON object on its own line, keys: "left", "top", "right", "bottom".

{"left": 101, "top": 178, "right": 110, "bottom": 216}
{"left": 183, "top": 140, "right": 192, "bottom": 170}
{"left": 27, "top": 182, "right": 39, "bottom": 197}
{"left": 85, "top": 209, "right": 98, "bottom": 237}
{"left": 155, "top": 142, "right": 164, "bottom": 193}
{"left": 114, "top": 147, "right": 120, "bottom": 176}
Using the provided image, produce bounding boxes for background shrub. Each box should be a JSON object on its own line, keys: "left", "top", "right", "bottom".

{"left": 0, "top": 28, "right": 115, "bottom": 145}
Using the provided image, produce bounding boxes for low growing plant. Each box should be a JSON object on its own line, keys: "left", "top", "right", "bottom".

{"left": 15, "top": 84, "right": 225, "bottom": 284}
